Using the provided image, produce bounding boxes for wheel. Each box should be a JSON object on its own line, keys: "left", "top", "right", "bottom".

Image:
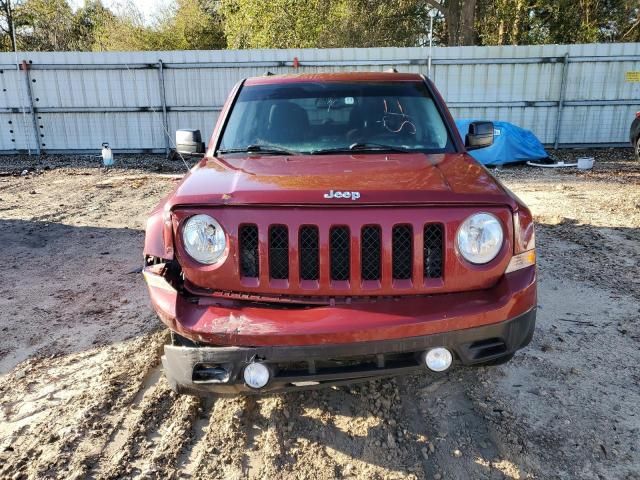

{"left": 635, "top": 136, "right": 640, "bottom": 162}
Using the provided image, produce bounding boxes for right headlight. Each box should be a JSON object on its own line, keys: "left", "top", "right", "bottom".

{"left": 182, "top": 214, "right": 227, "bottom": 265}
{"left": 456, "top": 213, "right": 504, "bottom": 264}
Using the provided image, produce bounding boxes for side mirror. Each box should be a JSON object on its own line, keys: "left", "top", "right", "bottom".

{"left": 465, "top": 121, "right": 494, "bottom": 150}
{"left": 176, "top": 129, "right": 205, "bottom": 156}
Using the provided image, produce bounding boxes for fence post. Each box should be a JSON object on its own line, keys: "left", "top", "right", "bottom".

{"left": 554, "top": 53, "right": 570, "bottom": 150}
{"left": 20, "top": 61, "right": 40, "bottom": 155}
{"left": 157, "top": 59, "right": 170, "bottom": 157}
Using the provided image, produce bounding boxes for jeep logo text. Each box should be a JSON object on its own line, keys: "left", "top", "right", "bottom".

{"left": 324, "top": 190, "right": 361, "bottom": 200}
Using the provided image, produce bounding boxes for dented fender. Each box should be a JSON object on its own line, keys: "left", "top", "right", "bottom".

{"left": 144, "top": 202, "right": 175, "bottom": 260}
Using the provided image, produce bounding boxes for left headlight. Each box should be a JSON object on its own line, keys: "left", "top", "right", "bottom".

{"left": 182, "top": 214, "right": 227, "bottom": 265}
{"left": 456, "top": 213, "right": 504, "bottom": 264}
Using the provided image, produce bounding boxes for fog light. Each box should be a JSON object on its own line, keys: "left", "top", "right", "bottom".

{"left": 243, "top": 362, "right": 270, "bottom": 389}
{"left": 424, "top": 347, "right": 453, "bottom": 372}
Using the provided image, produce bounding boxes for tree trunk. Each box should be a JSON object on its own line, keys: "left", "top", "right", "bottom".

{"left": 511, "top": 0, "right": 524, "bottom": 45}
{"left": 1, "top": 0, "right": 16, "bottom": 51}
{"left": 445, "top": 0, "right": 476, "bottom": 46}
{"left": 460, "top": 0, "right": 476, "bottom": 45}
{"left": 446, "top": 0, "right": 460, "bottom": 45}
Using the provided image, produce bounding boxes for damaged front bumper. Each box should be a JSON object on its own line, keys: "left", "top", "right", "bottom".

{"left": 144, "top": 264, "right": 536, "bottom": 395}
{"left": 162, "top": 309, "right": 535, "bottom": 395}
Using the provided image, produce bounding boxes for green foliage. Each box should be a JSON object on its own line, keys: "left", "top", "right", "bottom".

{"left": 476, "top": 0, "right": 640, "bottom": 45}
{"left": 91, "top": 0, "right": 225, "bottom": 51}
{"left": 72, "top": 0, "right": 116, "bottom": 51}
{"left": 17, "top": 0, "right": 76, "bottom": 51}
{"left": 0, "top": 0, "right": 637, "bottom": 52}
{"left": 1, "top": 0, "right": 226, "bottom": 52}
{"left": 220, "top": 0, "right": 430, "bottom": 49}
{"left": 154, "top": 0, "right": 226, "bottom": 50}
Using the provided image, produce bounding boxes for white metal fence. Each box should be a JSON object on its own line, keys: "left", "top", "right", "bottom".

{"left": 1, "top": 43, "right": 639, "bottom": 154}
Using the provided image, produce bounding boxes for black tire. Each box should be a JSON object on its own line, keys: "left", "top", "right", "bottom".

{"left": 635, "top": 136, "right": 640, "bottom": 162}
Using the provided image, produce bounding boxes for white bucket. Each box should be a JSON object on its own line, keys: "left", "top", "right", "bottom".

{"left": 102, "top": 143, "right": 114, "bottom": 167}
{"left": 577, "top": 157, "right": 594, "bottom": 170}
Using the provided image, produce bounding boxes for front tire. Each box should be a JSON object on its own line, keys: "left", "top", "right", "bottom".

{"left": 635, "top": 136, "right": 640, "bottom": 162}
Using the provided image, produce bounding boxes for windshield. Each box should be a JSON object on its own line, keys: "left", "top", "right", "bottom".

{"left": 218, "top": 81, "right": 454, "bottom": 155}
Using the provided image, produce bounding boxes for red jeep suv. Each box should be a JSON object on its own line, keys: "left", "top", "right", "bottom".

{"left": 143, "top": 72, "right": 537, "bottom": 395}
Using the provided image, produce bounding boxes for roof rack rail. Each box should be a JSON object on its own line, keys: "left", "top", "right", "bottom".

{"left": 263, "top": 71, "right": 275, "bottom": 76}
{"left": 385, "top": 68, "right": 399, "bottom": 73}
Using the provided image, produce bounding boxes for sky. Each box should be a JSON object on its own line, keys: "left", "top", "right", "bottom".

{"left": 68, "top": 0, "right": 172, "bottom": 24}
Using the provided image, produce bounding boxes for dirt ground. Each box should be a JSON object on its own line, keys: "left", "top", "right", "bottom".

{"left": 1, "top": 149, "right": 639, "bottom": 480}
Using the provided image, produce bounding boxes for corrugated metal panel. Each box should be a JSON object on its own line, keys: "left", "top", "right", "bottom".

{"left": 0, "top": 43, "right": 639, "bottom": 153}
{"left": 0, "top": 63, "right": 37, "bottom": 152}
{"left": 39, "top": 111, "right": 165, "bottom": 150}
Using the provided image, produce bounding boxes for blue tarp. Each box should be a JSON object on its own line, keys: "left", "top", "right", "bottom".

{"left": 455, "top": 120, "right": 548, "bottom": 166}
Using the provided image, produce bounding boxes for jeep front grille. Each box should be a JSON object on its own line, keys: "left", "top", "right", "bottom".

{"left": 240, "top": 222, "right": 444, "bottom": 287}
{"left": 330, "top": 226, "right": 351, "bottom": 281}
{"left": 424, "top": 224, "right": 444, "bottom": 279}
{"left": 239, "top": 224, "right": 259, "bottom": 278}
{"left": 392, "top": 225, "right": 413, "bottom": 280}
{"left": 361, "top": 226, "right": 381, "bottom": 281}
{"left": 299, "top": 226, "right": 319, "bottom": 281}
{"left": 269, "top": 225, "right": 289, "bottom": 280}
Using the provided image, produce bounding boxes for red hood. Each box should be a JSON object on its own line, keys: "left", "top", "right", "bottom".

{"left": 165, "top": 153, "right": 517, "bottom": 209}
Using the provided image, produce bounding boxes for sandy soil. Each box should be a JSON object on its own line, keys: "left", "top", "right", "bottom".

{"left": 0, "top": 150, "right": 639, "bottom": 480}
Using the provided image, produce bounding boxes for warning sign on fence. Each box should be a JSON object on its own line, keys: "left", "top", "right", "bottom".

{"left": 625, "top": 71, "right": 640, "bottom": 82}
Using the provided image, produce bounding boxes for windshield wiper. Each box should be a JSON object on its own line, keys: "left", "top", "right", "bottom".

{"left": 218, "top": 144, "right": 300, "bottom": 156}
{"left": 310, "top": 143, "right": 412, "bottom": 155}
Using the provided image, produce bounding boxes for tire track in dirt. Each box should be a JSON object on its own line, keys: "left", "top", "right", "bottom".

{"left": 0, "top": 331, "right": 166, "bottom": 480}
{"left": 398, "top": 373, "right": 525, "bottom": 480}
{"left": 90, "top": 366, "right": 174, "bottom": 479}
{"left": 133, "top": 394, "right": 201, "bottom": 478}
{"left": 168, "top": 396, "right": 250, "bottom": 479}
{"left": 230, "top": 383, "right": 430, "bottom": 480}
{"left": 51, "top": 333, "right": 167, "bottom": 479}
{"left": 3, "top": 154, "right": 639, "bottom": 479}
{"left": 172, "top": 397, "right": 215, "bottom": 477}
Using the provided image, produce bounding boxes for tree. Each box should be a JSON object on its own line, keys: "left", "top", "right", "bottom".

{"left": 92, "top": 0, "right": 226, "bottom": 51}
{"left": 17, "top": 0, "right": 76, "bottom": 51}
{"left": 72, "top": 0, "right": 116, "bottom": 51}
{"left": 155, "top": 0, "right": 226, "bottom": 50}
{"left": 221, "top": 0, "right": 430, "bottom": 49}
{"left": 476, "top": 0, "right": 640, "bottom": 45}
{"left": 422, "top": 0, "right": 477, "bottom": 46}
{"left": 0, "top": 0, "right": 21, "bottom": 51}
{"left": 2, "top": 0, "right": 638, "bottom": 52}
{"left": 476, "top": 0, "right": 529, "bottom": 45}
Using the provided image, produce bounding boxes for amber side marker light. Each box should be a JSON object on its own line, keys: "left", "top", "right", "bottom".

{"left": 505, "top": 250, "right": 536, "bottom": 274}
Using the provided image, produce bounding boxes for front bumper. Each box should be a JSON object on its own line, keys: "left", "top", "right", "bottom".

{"left": 144, "top": 265, "right": 536, "bottom": 346}
{"left": 163, "top": 308, "right": 536, "bottom": 395}
{"left": 144, "top": 264, "right": 537, "bottom": 395}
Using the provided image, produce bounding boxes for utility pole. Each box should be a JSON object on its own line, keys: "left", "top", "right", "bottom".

{"left": 427, "top": 9, "right": 437, "bottom": 78}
